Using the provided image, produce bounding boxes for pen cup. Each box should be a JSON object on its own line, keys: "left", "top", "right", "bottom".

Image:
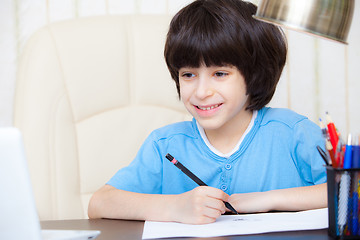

{"left": 327, "top": 166, "right": 360, "bottom": 239}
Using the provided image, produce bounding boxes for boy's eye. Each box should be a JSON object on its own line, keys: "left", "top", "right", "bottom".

{"left": 181, "top": 72, "right": 195, "bottom": 78}
{"left": 215, "top": 71, "right": 228, "bottom": 77}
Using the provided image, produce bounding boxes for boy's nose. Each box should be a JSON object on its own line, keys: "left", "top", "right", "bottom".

{"left": 195, "top": 78, "right": 214, "bottom": 99}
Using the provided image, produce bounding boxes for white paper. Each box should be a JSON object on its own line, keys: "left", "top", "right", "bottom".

{"left": 142, "top": 208, "right": 328, "bottom": 239}
{"left": 41, "top": 230, "right": 101, "bottom": 240}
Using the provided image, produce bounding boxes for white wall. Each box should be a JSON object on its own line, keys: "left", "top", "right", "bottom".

{"left": 1, "top": 0, "right": 360, "bottom": 137}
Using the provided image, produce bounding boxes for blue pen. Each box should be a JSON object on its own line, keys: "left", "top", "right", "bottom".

{"left": 351, "top": 191, "right": 358, "bottom": 235}
{"left": 352, "top": 136, "right": 360, "bottom": 168}
{"left": 358, "top": 179, "right": 360, "bottom": 236}
{"left": 338, "top": 134, "right": 352, "bottom": 236}
{"left": 341, "top": 134, "right": 354, "bottom": 235}
{"left": 343, "top": 134, "right": 353, "bottom": 169}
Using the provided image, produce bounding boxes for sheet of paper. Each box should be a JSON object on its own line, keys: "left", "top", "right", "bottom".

{"left": 142, "top": 208, "right": 328, "bottom": 239}
{"left": 41, "top": 230, "right": 101, "bottom": 240}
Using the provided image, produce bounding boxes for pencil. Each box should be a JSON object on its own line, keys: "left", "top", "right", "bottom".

{"left": 165, "top": 153, "right": 239, "bottom": 215}
{"left": 316, "top": 146, "right": 330, "bottom": 166}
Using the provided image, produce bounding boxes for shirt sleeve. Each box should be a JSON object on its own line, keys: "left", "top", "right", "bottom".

{"left": 291, "top": 118, "right": 327, "bottom": 185}
{"left": 106, "top": 131, "right": 163, "bottom": 194}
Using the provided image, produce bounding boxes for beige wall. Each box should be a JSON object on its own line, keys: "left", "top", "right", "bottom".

{"left": 1, "top": 0, "right": 360, "bottom": 137}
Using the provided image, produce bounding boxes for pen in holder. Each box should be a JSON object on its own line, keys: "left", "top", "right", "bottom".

{"left": 327, "top": 166, "right": 360, "bottom": 239}
{"left": 319, "top": 114, "right": 360, "bottom": 238}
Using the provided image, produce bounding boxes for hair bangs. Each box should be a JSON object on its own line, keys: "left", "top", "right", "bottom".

{"left": 170, "top": 8, "right": 238, "bottom": 70}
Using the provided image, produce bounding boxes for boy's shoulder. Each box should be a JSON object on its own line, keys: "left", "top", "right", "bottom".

{"left": 150, "top": 120, "right": 196, "bottom": 141}
{"left": 260, "top": 107, "right": 310, "bottom": 128}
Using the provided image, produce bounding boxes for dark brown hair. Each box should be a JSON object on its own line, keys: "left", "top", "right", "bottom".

{"left": 164, "top": 0, "right": 287, "bottom": 110}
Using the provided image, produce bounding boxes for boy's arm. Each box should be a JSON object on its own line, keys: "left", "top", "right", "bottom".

{"left": 228, "top": 183, "right": 327, "bottom": 213}
{"left": 88, "top": 184, "right": 228, "bottom": 224}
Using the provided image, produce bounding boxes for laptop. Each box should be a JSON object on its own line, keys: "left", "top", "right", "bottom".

{"left": 0, "top": 127, "right": 100, "bottom": 240}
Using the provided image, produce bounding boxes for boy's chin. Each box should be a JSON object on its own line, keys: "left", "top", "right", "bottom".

{"left": 196, "top": 118, "right": 223, "bottom": 131}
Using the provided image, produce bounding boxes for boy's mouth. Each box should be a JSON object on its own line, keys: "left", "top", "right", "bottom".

{"left": 195, "top": 103, "right": 222, "bottom": 110}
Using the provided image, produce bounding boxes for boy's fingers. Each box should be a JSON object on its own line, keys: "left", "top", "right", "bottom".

{"left": 202, "top": 186, "right": 229, "bottom": 201}
{"left": 202, "top": 195, "right": 228, "bottom": 216}
{"left": 203, "top": 205, "right": 224, "bottom": 218}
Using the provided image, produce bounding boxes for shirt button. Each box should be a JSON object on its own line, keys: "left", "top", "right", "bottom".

{"left": 225, "top": 164, "right": 232, "bottom": 170}
{"left": 220, "top": 185, "right": 227, "bottom": 191}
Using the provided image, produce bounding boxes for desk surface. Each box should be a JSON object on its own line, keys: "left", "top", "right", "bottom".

{"left": 41, "top": 218, "right": 335, "bottom": 240}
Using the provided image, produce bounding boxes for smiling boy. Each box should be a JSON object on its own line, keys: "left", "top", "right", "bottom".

{"left": 88, "top": 0, "right": 327, "bottom": 224}
{"left": 179, "top": 65, "right": 251, "bottom": 154}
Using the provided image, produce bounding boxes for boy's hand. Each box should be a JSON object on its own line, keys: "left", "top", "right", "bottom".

{"left": 228, "top": 192, "right": 272, "bottom": 213}
{"left": 172, "top": 186, "right": 228, "bottom": 224}
{"left": 229, "top": 184, "right": 327, "bottom": 213}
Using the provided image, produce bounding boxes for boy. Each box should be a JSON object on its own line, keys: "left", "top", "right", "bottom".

{"left": 88, "top": 0, "right": 327, "bottom": 224}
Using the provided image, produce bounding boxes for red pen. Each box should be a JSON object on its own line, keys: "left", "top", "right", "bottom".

{"left": 336, "top": 133, "right": 346, "bottom": 168}
{"left": 319, "top": 118, "right": 335, "bottom": 165}
{"left": 325, "top": 112, "right": 339, "bottom": 150}
{"left": 335, "top": 139, "right": 345, "bottom": 168}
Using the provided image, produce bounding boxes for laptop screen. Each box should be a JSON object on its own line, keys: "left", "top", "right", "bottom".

{"left": 0, "top": 127, "right": 42, "bottom": 240}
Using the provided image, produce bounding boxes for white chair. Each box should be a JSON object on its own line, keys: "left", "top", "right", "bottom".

{"left": 13, "top": 15, "right": 191, "bottom": 220}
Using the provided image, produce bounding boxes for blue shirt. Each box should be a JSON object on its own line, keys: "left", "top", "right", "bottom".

{"left": 107, "top": 107, "right": 327, "bottom": 195}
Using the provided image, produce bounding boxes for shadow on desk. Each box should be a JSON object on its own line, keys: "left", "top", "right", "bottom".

{"left": 41, "top": 218, "right": 333, "bottom": 240}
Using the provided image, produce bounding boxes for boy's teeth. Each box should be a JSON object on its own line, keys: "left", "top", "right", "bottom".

{"left": 198, "top": 104, "right": 219, "bottom": 110}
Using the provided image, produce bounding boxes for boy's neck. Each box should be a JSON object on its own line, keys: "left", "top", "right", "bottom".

{"left": 204, "top": 110, "right": 253, "bottom": 155}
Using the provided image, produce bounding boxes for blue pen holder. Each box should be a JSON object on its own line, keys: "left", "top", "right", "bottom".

{"left": 327, "top": 167, "right": 360, "bottom": 239}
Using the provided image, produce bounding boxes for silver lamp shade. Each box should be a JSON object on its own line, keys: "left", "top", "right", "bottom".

{"left": 254, "top": 0, "right": 355, "bottom": 44}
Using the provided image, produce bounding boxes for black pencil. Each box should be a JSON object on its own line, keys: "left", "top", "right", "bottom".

{"left": 165, "top": 153, "right": 239, "bottom": 215}
{"left": 316, "top": 145, "right": 330, "bottom": 166}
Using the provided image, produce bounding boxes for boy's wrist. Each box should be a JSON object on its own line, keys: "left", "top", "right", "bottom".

{"left": 263, "top": 190, "right": 280, "bottom": 212}
{"left": 149, "top": 194, "right": 179, "bottom": 222}
{"left": 154, "top": 194, "right": 183, "bottom": 222}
